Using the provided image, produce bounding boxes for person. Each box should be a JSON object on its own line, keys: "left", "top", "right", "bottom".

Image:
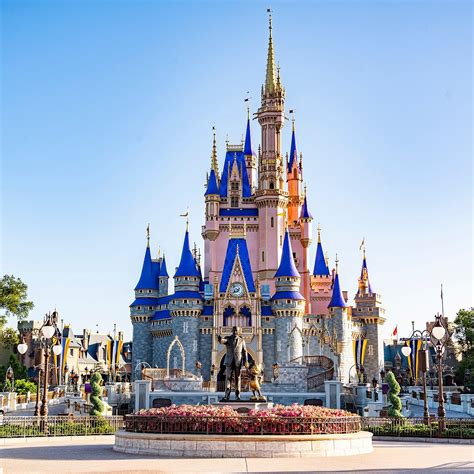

{"left": 218, "top": 326, "right": 248, "bottom": 401}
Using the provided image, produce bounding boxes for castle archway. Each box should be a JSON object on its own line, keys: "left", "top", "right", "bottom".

{"left": 166, "top": 336, "right": 185, "bottom": 377}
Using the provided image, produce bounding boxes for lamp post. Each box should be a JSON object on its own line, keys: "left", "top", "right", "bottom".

{"left": 401, "top": 328, "right": 430, "bottom": 424}
{"left": 430, "top": 313, "right": 449, "bottom": 432}
{"left": 17, "top": 311, "right": 62, "bottom": 433}
{"left": 372, "top": 376, "right": 378, "bottom": 401}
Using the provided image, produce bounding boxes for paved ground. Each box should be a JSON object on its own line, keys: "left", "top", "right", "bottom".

{"left": 407, "top": 402, "right": 473, "bottom": 418}
{"left": 4, "top": 402, "right": 68, "bottom": 417}
{"left": 0, "top": 436, "right": 473, "bottom": 473}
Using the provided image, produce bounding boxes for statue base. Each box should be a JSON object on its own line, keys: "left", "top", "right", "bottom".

{"left": 217, "top": 400, "right": 274, "bottom": 412}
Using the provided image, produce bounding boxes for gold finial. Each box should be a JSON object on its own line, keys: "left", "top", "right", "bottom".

{"left": 157, "top": 247, "right": 161, "bottom": 259}
{"left": 243, "top": 220, "right": 247, "bottom": 237}
{"left": 245, "top": 91, "right": 251, "bottom": 119}
{"left": 265, "top": 8, "right": 276, "bottom": 94}
{"left": 146, "top": 224, "right": 150, "bottom": 247}
{"left": 229, "top": 219, "right": 232, "bottom": 237}
{"left": 335, "top": 253, "right": 339, "bottom": 273}
{"left": 304, "top": 182, "right": 307, "bottom": 196}
{"left": 211, "top": 126, "right": 218, "bottom": 175}
{"left": 317, "top": 222, "right": 321, "bottom": 243}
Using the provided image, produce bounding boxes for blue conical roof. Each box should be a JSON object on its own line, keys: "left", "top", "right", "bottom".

{"left": 313, "top": 241, "right": 330, "bottom": 276}
{"left": 300, "top": 195, "right": 312, "bottom": 219}
{"left": 288, "top": 126, "right": 297, "bottom": 172}
{"left": 328, "top": 272, "right": 346, "bottom": 308}
{"left": 243, "top": 118, "right": 255, "bottom": 156}
{"left": 275, "top": 231, "right": 300, "bottom": 278}
{"left": 360, "top": 255, "right": 373, "bottom": 293}
{"left": 174, "top": 230, "right": 201, "bottom": 278}
{"left": 159, "top": 256, "right": 169, "bottom": 277}
{"left": 205, "top": 169, "right": 219, "bottom": 195}
{"left": 135, "top": 245, "right": 159, "bottom": 290}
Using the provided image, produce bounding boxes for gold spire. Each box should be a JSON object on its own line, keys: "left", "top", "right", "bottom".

{"left": 335, "top": 253, "right": 339, "bottom": 273}
{"left": 211, "top": 126, "right": 219, "bottom": 177}
{"left": 265, "top": 9, "right": 276, "bottom": 95}
{"left": 146, "top": 224, "right": 150, "bottom": 247}
{"left": 317, "top": 222, "right": 321, "bottom": 243}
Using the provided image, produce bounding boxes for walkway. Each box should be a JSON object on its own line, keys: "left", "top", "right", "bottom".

{"left": 1, "top": 436, "right": 473, "bottom": 473}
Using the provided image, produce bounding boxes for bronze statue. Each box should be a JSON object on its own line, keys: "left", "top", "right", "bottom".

{"left": 218, "top": 326, "right": 248, "bottom": 401}
{"left": 248, "top": 361, "right": 266, "bottom": 401}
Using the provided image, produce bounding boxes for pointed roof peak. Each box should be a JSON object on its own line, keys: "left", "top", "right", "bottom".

{"left": 244, "top": 116, "right": 255, "bottom": 156}
{"left": 135, "top": 243, "right": 158, "bottom": 291}
{"left": 205, "top": 168, "right": 219, "bottom": 195}
{"left": 159, "top": 255, "right": 169, "bottom": 277}
{"left": 288, "top": 123, "right": 298, "bottom": 172}
{"left": 313, "top": 226, "right": 330, "bottom": 276}
{"left": 174, "top": 229, "right": 200, "bottom": 278}
{"left": 275, "top": 230, "right": 300, "bottom": 278}
{"left": 328, "top": 257, "right": 346, "bottom": 308}
{"left": 300, "top": 192, "right": 312, "bottom": 220}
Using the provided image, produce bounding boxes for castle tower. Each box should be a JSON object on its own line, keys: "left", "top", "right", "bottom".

{"left": 353, "top": 249, "right": 386, "bottom": 381}
{"left": 158, "top": 255, "right": 169, "bottom": 297}
{"left": 271, "top": 230, "right": 305, "bottom": 363}
{"left": 256, "top": 13, "right": 288, "bottom": 284}
{"left": 287, "top": 121, "right": 303, "bottom": 226}
{"left": 310, "top": 225, "right": 332, "bottom": 316}
{"left": 299, "top": 190, "right": 313, "bottom": 314}
{"left": 168, "top": 226, "right": 203, "bottom": 374}
{"left": 328, "top": 257, "right": 351, "bottom": 383}
{"left": 243, "top": 111, "right": 257, "bottom": 192}
{"left": 130, "top": 228, "right": 158, "bottom": 377}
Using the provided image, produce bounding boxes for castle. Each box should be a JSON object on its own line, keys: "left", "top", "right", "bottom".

{"left": 130, "top": 14, "right": 386, "bottom": 390}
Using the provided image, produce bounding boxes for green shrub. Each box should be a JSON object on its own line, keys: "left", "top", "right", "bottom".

{"left": 90, "top": 372, "right": 104, "bottom": 416}
{"left": 386, "top": 371, "right": 403, "bottom": 417}
{"left": 14, "top": 379, "right": 37, "bottom": 395}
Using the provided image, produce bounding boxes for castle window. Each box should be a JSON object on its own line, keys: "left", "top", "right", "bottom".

{"left": 148, "top": 289, "right": 152, "bottom": 293}
{"left": 231, "top": 182, "right": 239, "bottom": 191}
{"left": 183, "top": 321, "right": 188, "bottom": 333}
{"left": 262, "top": 251, "right": 265, "bottom": 262}
{"left": 287, "top": 300, "right": 291, "bottom": 304}
{"left": 148, "top": 306, "right": 153, "bottom": 310}
{"left": 139, "top": 290, "right": 143, "bottom": 294}
{"left": 184, "top": 299, "right": 188, "bottom": 304}
{"left": 280, "top": 235, "right": 283, "bottom": 246}
{"left": 269, "top": 181, "right": 275, "bottom": 189}
{"left": 137, "top": 306, "right": 141, "bottom": 310}
{"left": 231, "top": 197, "right": 239, "bottom": 208}
{"left": 271, "top": 217, "right": 274, "bottom": 228}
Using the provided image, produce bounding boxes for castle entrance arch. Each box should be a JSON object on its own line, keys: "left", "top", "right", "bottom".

{"left": 166, "top": 336, "right": 185, "bottom": 377}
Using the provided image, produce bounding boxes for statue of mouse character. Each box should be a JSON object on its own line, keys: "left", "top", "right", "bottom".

{"left": 248, "top": 361, "right": 266, "bottom": 402}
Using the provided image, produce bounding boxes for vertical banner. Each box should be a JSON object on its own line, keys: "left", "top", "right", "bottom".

{"left": 61, "top": 337, "right": 70, "bottom": 375}
{"left": 353, "top": 337, "right": 368, "bottom": 367}
{"left": 115, "top": 339, "right": 123, "bottom": 365}
{"left": 106, "top": 339, "right": 112, "bottom": 368}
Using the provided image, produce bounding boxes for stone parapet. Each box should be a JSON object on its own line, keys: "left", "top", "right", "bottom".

{"left": 114, "top": 431, "right": 373, "bottom": 457}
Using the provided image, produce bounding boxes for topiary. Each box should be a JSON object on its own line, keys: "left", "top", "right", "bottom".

{"left": 386, "top": 370, "right": 403, "bottom": 417}
{"left": 90, "top": 371, "right": 104, "bottom": 416}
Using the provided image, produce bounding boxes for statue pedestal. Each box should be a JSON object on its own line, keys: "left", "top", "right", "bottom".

{"left": 217, "top": 400, "right": 274, "bottom": 412}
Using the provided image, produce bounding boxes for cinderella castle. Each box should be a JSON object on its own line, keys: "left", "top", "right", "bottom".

{"left": 130, "top": 14, "right": 386, "bottom": 392}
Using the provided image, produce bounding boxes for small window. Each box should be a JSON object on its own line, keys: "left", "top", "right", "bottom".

{"left": 137, "top": 306, "right": 141, "bottom": 310}
{"left": 70, "top": 348, "right": 74, "bottom": 356}
{"left": 271, "top": 217, "right": 274, "bottom": 228}
{"left": 269, "top": 181, "right": 275, "bottom": 189}
{"left": 148, "top": 289, "right": 152, "bottom": 293}
{"left": 231, "top": 197, "right": 239, "bottom": 208}
{"left": 280, "top": 235, "right": 282, "bottom": 246}
{"left": 262, "top": 251, "right": 265, "bottom": 262}
{"left": 139, "top": 290, "right": 143, "bottom": 294}
{"left": 184, "top": 299, "right": 188, "bottom": 304}
{"left": 148, "top": 306, "right": 153, "bottom": 310}
{"left": 231, "top": 182, "right": 239, "bottom": 190}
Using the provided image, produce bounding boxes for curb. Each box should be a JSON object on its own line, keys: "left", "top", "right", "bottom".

{"left": 0, "top": 435, "right": 115, "bottom": 446}
{"left": 373, "top": 435, "right": 474, "bottom": 445}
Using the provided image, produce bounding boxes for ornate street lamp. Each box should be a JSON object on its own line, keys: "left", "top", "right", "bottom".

{"left": 380, "top": 368, "right": 386, "bottom": 383}
{"left": 372, "top": 376, "right": 378, "bottom": 401}
{"left": 430, "top": 313, "right": 449, "bottom": 432}
{"left": 401, "top": 328, "right": 430, "bottom": 424}
{"left": 17, "top": 311, "right": 62, "bottom": 433}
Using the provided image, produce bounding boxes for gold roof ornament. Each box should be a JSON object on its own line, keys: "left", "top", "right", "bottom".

{"left": 211, "top": 126, "right": 219, "bottom": 177}
{"left": 146, "top": 223, "right": 150, "bottom": 247}
{"left": 265, "top": 8, "right": 276, "bottom": 95}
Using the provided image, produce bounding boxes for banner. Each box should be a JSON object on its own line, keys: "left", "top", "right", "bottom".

{"left": 61, "top": 337, "right": 70, "bottom": 374}
{"left": 353, "top": 337, "right": 368, "bottom": 367}
{"left": 406, "top": 338, "right": 422, "bottom": 383}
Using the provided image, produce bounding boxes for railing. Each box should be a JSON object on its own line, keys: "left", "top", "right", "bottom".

{"left": 289, "top": 355, "right": 335, "bottom": 390}
{"left": 307, "top": 367, "right": 335, "bottom": 390}
{"left": 0, "top": 415, "right": 125, "bottom": 438}
{"left": 362, "top": 417, "right": 474, "bottom": 439}
{"left": 125, "top": 414, "right": 361, "bottom": 435}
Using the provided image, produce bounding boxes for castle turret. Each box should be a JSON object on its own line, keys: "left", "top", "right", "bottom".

{"left": 328, "top": 257, "right": 351, "bottom": 383}
{"left": 310, "top": 225, "right": 332, "bottom": 316}
{"left": 256, "top": 12, "right": 288, "bottom": 284}
{"left": 287, "top": 121, "right": 303, "bottom": 225}
{"left": 271, "top": 230, "right": 305, "bottom": 363}
{"left": 353, "top": 248, "right": 386, "bottom": 382}
{"left": 169, "top": 226, "right": 203, "bottom": 374}
{"left": 299, "top": 189, "right": 313, "bottom": 313}
{"left": 130, "top": 227, "right": 158, "bottom": 378}
{"left": 243, "top": 111, "right": 257, "bottom": 192}
{"left": 158, "top": 255, "right": 169, "bottom": 297}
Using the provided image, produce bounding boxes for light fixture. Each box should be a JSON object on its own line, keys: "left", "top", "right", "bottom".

{"left": 17, "top": 342, "right": 28, "bottom": 355}
{"left": 52, "top": 344, "right": 62, "bottom": 356}
{"left": 431, "top": 322, "right": 446, "bottom": 342}
{"left": 42, "top": 324, "right": 56, "bottom": 339}
{"left": 401, "top": 346, "right": 411, "bottom": 357}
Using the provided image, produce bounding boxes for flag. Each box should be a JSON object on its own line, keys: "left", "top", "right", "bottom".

{"left": 61, "top": 337, "right": 70, "bottom": 374}
{"left": 392, "top": 325, "right": 398, "bottom": 337}
{"left": 353, "top": 337, "right": 368, "bottom": 367}
{"left": 359, "top": 238, "right": 365, "bottom": 251}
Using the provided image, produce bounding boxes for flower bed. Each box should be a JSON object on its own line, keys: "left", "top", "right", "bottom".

{"left": 125, "top": 404, "right": 361, "bottom": 435}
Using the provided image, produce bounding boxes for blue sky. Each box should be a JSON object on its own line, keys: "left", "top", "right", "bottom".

{"left": 1, "top": 1, "right": 472, "bottom": 340}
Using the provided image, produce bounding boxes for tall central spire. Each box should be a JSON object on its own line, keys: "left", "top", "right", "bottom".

{"left": 211, "top": 127, "right": 219, "bottom": 178}
{"left": 265, "top": 10, "right": 276, "bottom": 95}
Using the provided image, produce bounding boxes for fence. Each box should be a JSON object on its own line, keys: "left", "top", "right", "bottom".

{"left": 124, "top": 414, "right": 361, "bottom": 435}
{"left": 0, "top": 416, "right": 124, "bottom": 438}
{"left": 362, "top": 417, "right": 474, "bottom": 439}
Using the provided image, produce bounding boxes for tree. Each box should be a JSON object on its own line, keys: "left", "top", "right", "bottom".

{"left": 0, "top": 275, "right": 35, "bottom": 324}
{"left": 386, "top": 370, "right": 403, "bottom": 417}
{"left": 0, "top": 275, "right": 34, "bottom": 350}
{"left": 453, "top": 308, "right": 474, "bottom": 387}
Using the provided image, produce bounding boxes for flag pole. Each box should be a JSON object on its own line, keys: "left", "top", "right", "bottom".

{"left": 441, "top": 284, "right": 445, "bottom": 317}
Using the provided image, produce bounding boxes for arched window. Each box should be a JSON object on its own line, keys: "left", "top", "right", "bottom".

{"left": 239, "top": 306, "right": 252, "bottom": 326}
{"left": 269, "top": 181, "right": 275, "bottom": 190}
{"left": 223, "top": 305, "right": 235, "bottom": 326}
